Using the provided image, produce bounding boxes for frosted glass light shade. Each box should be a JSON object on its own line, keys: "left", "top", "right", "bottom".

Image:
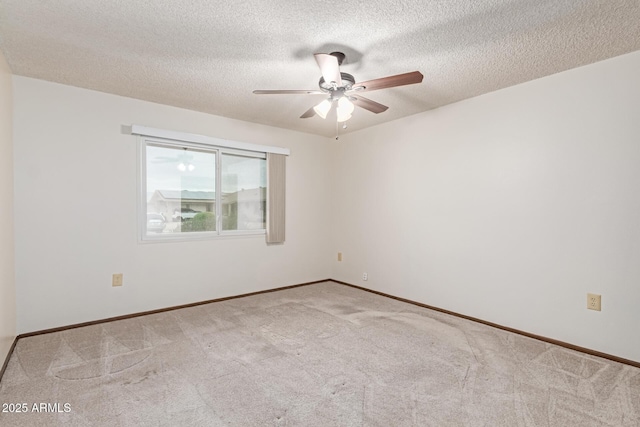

{"left": 336, "top": 97, "right": 354, "bottom": 122}
{"left": 313, "top": 99, "right": 332, "bottom": 119}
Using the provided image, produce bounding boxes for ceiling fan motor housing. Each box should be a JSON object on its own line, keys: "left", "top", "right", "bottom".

{"left": 319, "top": 72, "right": 355, "bottom": 92}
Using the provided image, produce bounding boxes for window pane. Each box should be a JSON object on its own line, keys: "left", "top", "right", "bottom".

{"left": 146, "top": 144, "right": 216, "bottom": 234}
{"left": 221, "top": 153, "right": 266, "bottom": 231}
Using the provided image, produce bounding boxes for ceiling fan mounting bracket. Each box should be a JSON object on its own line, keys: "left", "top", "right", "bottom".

{"left": 329, "top": 51, "right": 346, "bottom": 65}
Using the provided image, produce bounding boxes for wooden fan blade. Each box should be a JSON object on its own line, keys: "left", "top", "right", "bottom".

{"left": 314, "top": 53, "right": 342, "bottom": 86}
{"left": 253, "top": 90, "right": 325, "bottom": 95}
{"left": 351, "top": 71, "right": 423, "bottom": 92}
{"left": 351, "top": 95, "right": 389, "bottom": 114}
{"left": 300, "top": 106, "right": 316, "bottom": 118}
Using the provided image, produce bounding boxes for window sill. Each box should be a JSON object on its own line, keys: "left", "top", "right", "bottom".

{"left": 139, "top": 229, "right": 266, "bottom": 244}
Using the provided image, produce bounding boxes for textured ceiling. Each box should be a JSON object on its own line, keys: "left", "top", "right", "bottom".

{"left": 1, "top": 0, "right": 639, "bottom": 137}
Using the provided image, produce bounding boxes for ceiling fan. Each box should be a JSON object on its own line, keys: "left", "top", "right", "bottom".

{"left": 253, "top": 52, "right": 423, "bottom": 124}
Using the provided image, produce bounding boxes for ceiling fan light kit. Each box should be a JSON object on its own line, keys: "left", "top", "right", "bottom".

{"left": 253, "top": 51, "right": 424, "bottom": 130}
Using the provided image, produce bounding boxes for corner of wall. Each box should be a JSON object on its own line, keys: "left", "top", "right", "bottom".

{"left": 0, "top": 50, "right": 17, "bottom": 368}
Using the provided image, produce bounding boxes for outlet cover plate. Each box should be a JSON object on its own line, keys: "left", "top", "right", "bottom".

{"left": 587, "top": 293, "right": 601, "bottom": 311}
{"left": 112, "top": 273, "right": 123, "bottom": 287}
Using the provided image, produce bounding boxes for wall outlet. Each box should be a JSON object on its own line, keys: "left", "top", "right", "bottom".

{"left": 337, "top": 252, "right": 342, "bottom": 262}
{"left": 587, "top": 293, "right": 601, "bottom": 311}
{"left": 112, "top": 273, "right": 123, "bottom": 287}
{"left": 362, "top": 272, "right": 368, "bottom": 281}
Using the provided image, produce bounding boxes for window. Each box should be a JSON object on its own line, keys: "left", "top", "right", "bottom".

{"left": 134, "top": 125, "right": 288, "bottom": 242}
{"left": 140, "top": 137, "right": 267, "bottom": 240}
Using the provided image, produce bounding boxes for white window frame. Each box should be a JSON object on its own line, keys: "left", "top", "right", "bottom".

{"left": 134, "top": 126, "right": 289, "bottom": 243}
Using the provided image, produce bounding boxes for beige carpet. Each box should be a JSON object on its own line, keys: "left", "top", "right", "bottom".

{"left": 1, "top": 281, "right": 639, "bottom": 426}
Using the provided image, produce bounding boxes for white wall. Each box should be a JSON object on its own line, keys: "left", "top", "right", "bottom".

{"left": 13, "top": 77, "right": 333, "bottom": 333}
{"left": 0, "top": 51, "right": 16, "bottom": 363}
{"left": 332, "top": 50, "right": 640, "bottom": 362}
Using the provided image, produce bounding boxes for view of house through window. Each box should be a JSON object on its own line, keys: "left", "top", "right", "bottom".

{"left": 221, "top": 153, "right": 267, "bottom": 231}
{"left": 143, "top": 140, "right": 266, "bottom": 239}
